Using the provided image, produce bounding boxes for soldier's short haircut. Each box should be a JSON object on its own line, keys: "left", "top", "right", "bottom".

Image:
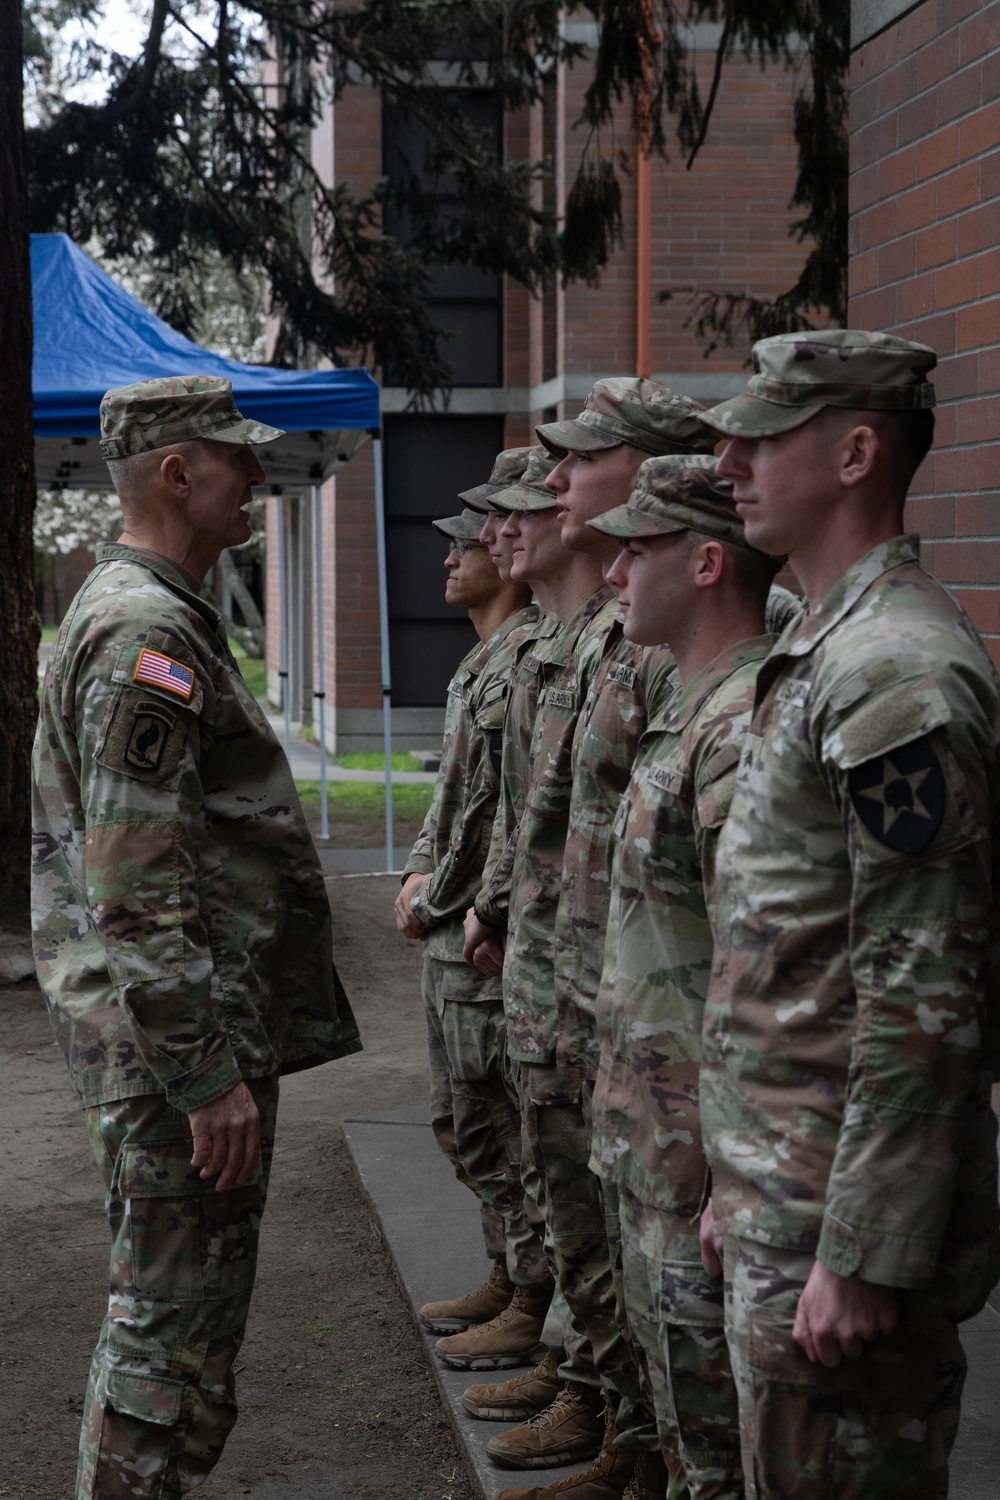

{"left": 680, "top": 530, "right": 780, "bottom": 603}
{"left": 105, "top": 440, "right": 202, "bottom": 503}
{"left": 817, "top": 406, "right": 935, "bottom": 493}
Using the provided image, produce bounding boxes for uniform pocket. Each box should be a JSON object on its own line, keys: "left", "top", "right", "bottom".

{"left": 746, "top": 1310, "right": 940, "bottom": 1500}
{"left": 105, "top": 1367, "right": 186, "bottom": 1426}
{"left": 117, "top": 1139, "right": 263, "bottom": 1302}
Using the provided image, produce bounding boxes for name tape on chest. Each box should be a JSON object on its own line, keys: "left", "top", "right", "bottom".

{"left": 607, "top": 663, "right": 637, "bottom": 690}
{"left": 645, "top": 763, "right": 684, "bottom": 796}
{"left": 776, "top": 677, "right": 812, "bottom": 708}
{"left": 545, "top": 688, "right": 578, "bottom": 711}
{"left": 133, "top": 648, "right": 195, "bottom": 701}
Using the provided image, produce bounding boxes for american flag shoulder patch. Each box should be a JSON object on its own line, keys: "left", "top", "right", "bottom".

{"left": 133, "top": 648, "right": 196, "bottom": 700}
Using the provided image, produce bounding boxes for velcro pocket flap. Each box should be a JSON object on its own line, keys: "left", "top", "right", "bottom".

{"left": 823, "top": 679, "right": 951, "bottom": 771}
{"left": 696, "top": 743, "right": 741, "bottom": 830}
{"left": 118, "top": 1138, "right": 262, "bottom": 1197}
{"left": 477, "top": 679, "right": 509, "bottom": 730}
{"left": 105, "top": 1367, "right": 186, "bottom": 1426}
{"left": 747, "top": 1310, "right": 938, "bottom": 1400}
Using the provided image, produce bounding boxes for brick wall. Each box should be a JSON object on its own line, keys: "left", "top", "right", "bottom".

{"left": 849, "top": 0, "right": 1000, "bottom": 666}
{"left": 266, "top": 30, "right": 818, "bottom": 730}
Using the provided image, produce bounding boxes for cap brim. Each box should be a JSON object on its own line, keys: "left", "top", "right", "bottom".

{"left": 457, "top": 482, "right": 500, "bottom": 513}
{"left": 586, "top": 505, "right": 687, "bottom": 540}
{"left": 535, "top": 419, "right": 622, "bottom": 457}
{"left": 432, "top": 513, "right": 484, "bottom": 541}
{"left": 209, "top": 417, "right": 285, "bottom": 445}
{"left": 696, "top": 395, "right": 823, "bottom": 440}
{"left": 490, "top": 486, "right": 559, "bottom": 513}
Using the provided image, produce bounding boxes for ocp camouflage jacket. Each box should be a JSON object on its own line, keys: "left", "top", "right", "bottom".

{"left": 403, "top": 604, "right": 540, "bottom": 964}
{"left": 589, "top": 635, "right": 774, "bottom": 1211}
{"left": 701, "top": 535, "right": 1000, "bottom": 1288}
{"left": 31, "top": 544, "right": 361, "bottom": 1113}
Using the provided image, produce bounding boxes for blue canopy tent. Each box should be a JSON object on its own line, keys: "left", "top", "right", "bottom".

{"left": 31, "top": 234, "right": 396, "bottom": 864}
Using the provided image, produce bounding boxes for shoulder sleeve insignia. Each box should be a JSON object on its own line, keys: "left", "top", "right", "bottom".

{"left": 847, "top": 736, "right": 945, "bottom": 854}
{"left": 134, "top": 648, "right": 195, "bottom": 700}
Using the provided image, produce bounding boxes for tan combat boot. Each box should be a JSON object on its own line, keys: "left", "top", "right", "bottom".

{"left": 419, "top": 1259, "right": 514, "bottom": 1334}
{"left": 620, "top": 1451, "right": 669, "bottom": 1500}
{"left": 435, "top": 1281, "right": 553, "bottom": 1371}
{"left": 486, "top": 1381, "right": 605, "bottom": 1470}
{"left": 462, "top": 1347, "right": 563, "bottom": 1420}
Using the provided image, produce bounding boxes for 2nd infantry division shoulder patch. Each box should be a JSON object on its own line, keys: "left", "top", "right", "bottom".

{"left": 848, "top": 736, "right": 945, "bottom": 855}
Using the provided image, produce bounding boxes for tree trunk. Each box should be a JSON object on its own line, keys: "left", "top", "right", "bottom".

{"left": 0, "top": 0, "right": 40, "bottom": 928}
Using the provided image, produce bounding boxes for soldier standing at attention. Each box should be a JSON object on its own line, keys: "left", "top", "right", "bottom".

{"left": 31, "top": 376, "right": 362, "bottom": 1500}
{"left": 696, "top": 330, "right": 1000, "bottom": 1498}
{"left": 394, "top": 461, "right": 553, "bottom": 1356}
{"left": 464, "top": 383, "right": 716, "bottom": 1500}
{"left": 588, "top": 459, "right": 781, "bottom": 1500}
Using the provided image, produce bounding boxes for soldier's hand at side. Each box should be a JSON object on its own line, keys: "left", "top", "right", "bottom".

{"left": 471, "top": 932, "right": 506, "bottom": 977}
{"left": 463, "top": 909, "right": 499, "bottom": 967}
{"left": 189, "top": 1081, "right": 260, "bottom": 1192}
{"left": 699, "top": 1200, "right": 725, "bottom": 1278}
{"left": 793, "top": 1261, "right": 899, "bottom": 1367}
{"left": 394, "top": 873, "right": 431, "bottom": 939}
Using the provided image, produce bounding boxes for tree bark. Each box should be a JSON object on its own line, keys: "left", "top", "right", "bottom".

{"left": 0, "top": 0, "right": 40, "bottom": 927}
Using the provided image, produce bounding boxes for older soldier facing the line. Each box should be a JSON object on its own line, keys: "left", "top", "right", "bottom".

{"left": 395, "top": 465, "right": 553, "bottom": 1350}
{"left": 31, "top": 376, "right": 361, "bottom": 1500}
{"left": 697, "top": 330, "right": 1000, "bottom": 1498}
{"left": 589, "top": 459, "right": 781, "bottom": 1500}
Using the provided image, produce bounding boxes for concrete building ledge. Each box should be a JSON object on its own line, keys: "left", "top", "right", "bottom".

{"left": 852, "top": 0, "right": 929, "bottom": 49}
{"left": 379, "top": 371, "right": 750, "bottom": 417}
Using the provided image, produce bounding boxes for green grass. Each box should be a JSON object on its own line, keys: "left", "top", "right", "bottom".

{"left": 333, "top": 750, "right": 424, "bottom": 773}
{"left": 234, "top": 654, "right": 267, "bottom": 699}
{"left": 295, "top": 779, "right": 433, "bottom": 818}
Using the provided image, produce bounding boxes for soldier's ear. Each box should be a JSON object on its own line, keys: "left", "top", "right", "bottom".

{"left": 159, "top": 450, "right": 193, "bottom": 497}
{"left": 692, "top": 538, "right": 725, "bottom": 589}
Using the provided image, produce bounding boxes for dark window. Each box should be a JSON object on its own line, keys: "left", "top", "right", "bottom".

{"left": 383, "top": 92, "right": 503, "bottom": 388}
{"left": 383, "top": 414, "right": 505, "bottom": 706}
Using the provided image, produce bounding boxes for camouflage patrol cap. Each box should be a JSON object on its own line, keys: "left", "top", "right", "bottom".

{"left": 99, "top": 375, "right": 283, "bottom": 459}
{"left": 536, "top": 378, "right": 716, "bottom": 459}
{"left": 459, "top": 446, "right": 533, "bottom": 512}
{"left": 587, "top": 455, "right": 757, "bottom": 551}
{"left": 432, "top": 507, "right": 487, "bottom": 543}
{"left": 697, "top": 330, "right": 938, "bottom": 440}
{"left": 489, "top": 446, "right": 560, "bottom": 513}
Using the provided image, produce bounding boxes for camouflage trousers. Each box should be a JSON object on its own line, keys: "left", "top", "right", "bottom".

{"left": 423, "top": 954, "right": 550, "bottom": 1286}
{"left": 521, "top": 1064, "right": 652, "bottom": 1439}
{"left": 78, "top": 1075, "right": 279, "bottom": 1500}
{"left": 723, "top": 1233, "right": 999, "bottom": 1499}
{"left": 618, "top": 1190, "right": 742, "bottom": 1500}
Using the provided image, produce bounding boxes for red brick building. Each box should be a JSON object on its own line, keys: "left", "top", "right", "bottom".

{"left": 849, "top": 0, "right": 1000, "bottom": 666}
{"left": 265, "top": 20, "right": 814, "bottom": 750}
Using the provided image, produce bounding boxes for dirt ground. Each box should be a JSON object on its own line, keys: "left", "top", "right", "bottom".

{"left": 0, "top": 875, "right": 475, "bottom": 1500}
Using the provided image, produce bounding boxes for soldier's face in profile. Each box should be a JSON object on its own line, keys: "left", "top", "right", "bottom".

{"left": 545, "top": 445, "right": 643, "bottom": 554}
{"left": 444, "top": 540, "right": 503, "bottom": 608}
{"left": 606, "top": 532, "right": 692, "bottom": 646}
{"left": 185, "top": 439, "right": 266, "bottom": 551}
{"left": 479, "top": 509, "right": 516, "bottom": 582}
{"left": 716, "top": 419, "right": 834, "bottom": 558}
{"left": 501, "top": 508, "right": 565, "bottom": 586}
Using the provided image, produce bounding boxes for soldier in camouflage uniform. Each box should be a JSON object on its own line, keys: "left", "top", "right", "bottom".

{"left": 588, "top": 460, "right": 782, "bottom": 1500}
{"left": 31, "top": 377, "right": 362, "bottom": 1500}
{"left": 393, "top": 467, "right": 554, "bottom": 1354}
{"left": 465, "top": 385, "right": 717, "bottom": 1500}
{"left": 696, "top": 331, "right": 1000, "bottom": 1499}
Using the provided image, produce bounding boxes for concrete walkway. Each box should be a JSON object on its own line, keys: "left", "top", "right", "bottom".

{"left": 343, "top": 1110, "right": 1000, "bottom": 1500}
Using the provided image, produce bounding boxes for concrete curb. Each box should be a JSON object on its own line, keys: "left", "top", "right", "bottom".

{"left": 341, "top": 1113, "right": 1000, "bottom": 1500}
{"left": 342, "top": 1114, "right": 582, "bottom": 1500}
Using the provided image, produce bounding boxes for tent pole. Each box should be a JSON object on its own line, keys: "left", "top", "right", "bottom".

{"left": 276, "top": 493, "right": 292, "bottom": 763}
{"left": 313, "top": 485, "right": 329, "bottom": 841}
{"left": 371, "top": 433, "right": 394, "bottom": 871}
